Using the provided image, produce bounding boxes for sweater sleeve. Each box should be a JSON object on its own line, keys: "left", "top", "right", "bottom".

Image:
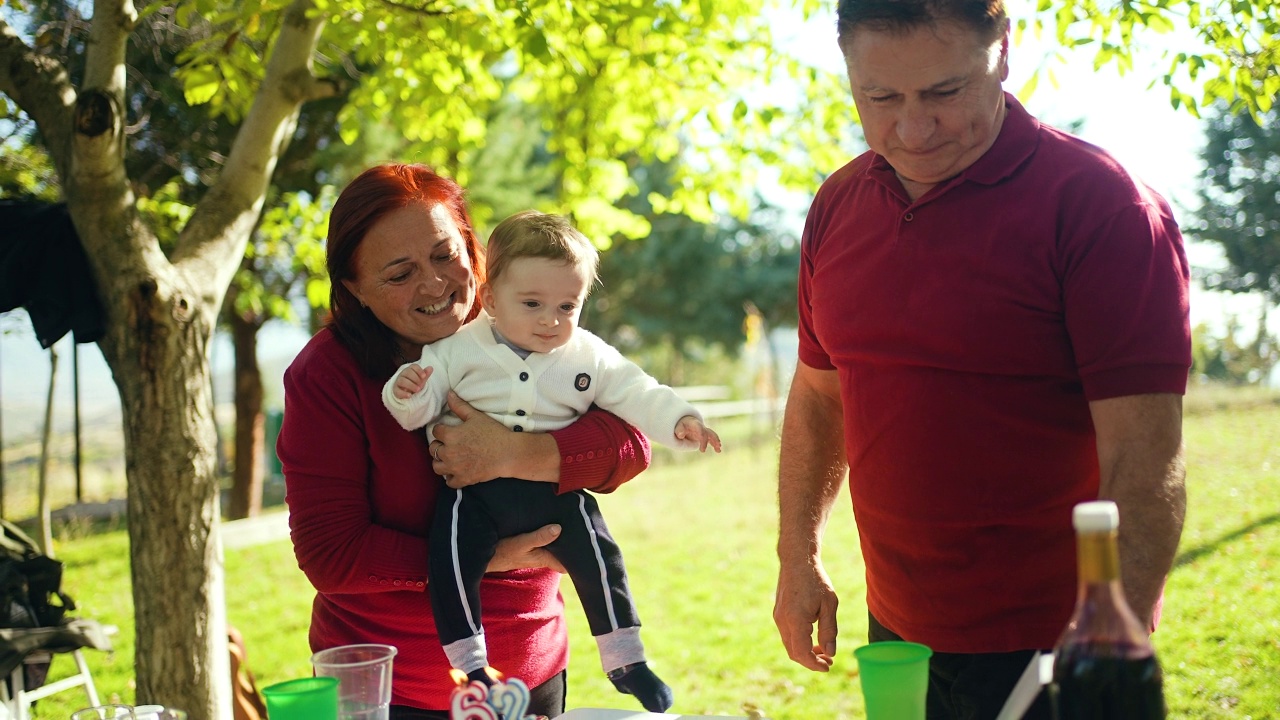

{"left": 381, "top": 345, "right": 451, "bottom": 431}
{"left": 585, "top": 336, "right": 702, "bottom": 449}
{"left": 279, "top": 335, "right": 434, "bottom": 595}
{"left": 550, "top": 407, "right": 652, "bottom": 495}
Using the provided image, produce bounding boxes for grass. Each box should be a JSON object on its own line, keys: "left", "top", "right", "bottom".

{"left": 17, "top": 386, "right": 1280, "bottom": 719}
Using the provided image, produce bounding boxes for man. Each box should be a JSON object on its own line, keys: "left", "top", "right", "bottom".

{"left": 772, "top": 1, "right": 1191, "bottom": 717}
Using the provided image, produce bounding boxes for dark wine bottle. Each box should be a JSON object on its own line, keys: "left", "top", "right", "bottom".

{"left": 1051, "top": 500, "right": 1167, "bottom": 720}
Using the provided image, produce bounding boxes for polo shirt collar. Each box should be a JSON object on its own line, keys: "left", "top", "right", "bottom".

{"left": 963, "top": 92, "right": 1039, "bottom": 186}
{"left": 864, "top": 91, "right": 1039, "bottom": 197}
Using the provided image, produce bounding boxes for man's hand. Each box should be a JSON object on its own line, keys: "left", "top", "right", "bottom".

{"left": 774, "top": 362, "right": 846, "bottom": 672}
{"left": 774, "top": 560, "right": 840, "bottom": 671}
{"left": 488, "top": 524, "right": 566, "bottom": 573}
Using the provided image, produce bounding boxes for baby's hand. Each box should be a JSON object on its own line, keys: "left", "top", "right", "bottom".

{"left": 392, "top": 364, "right": 433, "bottom": 399}
{"left": 676, "top": 415, "right": 723, "bottom": 453}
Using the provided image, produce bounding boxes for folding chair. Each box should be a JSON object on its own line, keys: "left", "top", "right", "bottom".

{"left": 0, "top": 619, "right": 115, "bottom": 720}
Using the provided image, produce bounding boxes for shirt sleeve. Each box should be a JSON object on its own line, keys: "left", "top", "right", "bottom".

{"left": 797, "top": 184, "right": 836, "bottom": 371}
{"left": 1063, "top": 200, "right": 1192, "bottom": 400}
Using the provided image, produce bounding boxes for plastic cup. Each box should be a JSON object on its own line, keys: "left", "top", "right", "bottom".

{"left": 854, "top": 641, "right": 933, "bottom": 720}
{"left": 261, "top": 676, "right": 340, "bottom": 720}
{"left": 311, "top": 643, "right": 398, "bottom": 720}
{"left": 70, "top": 707, "right": 135, "bottom": 720}
{"left": 132, "top": 706, "right": 187, "bottom": 720}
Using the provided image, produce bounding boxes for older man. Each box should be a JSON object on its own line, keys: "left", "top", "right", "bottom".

{"left": 773, "top": 0, "right": 1190, "bottom": 717}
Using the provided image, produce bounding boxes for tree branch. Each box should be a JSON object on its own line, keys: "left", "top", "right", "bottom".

{"left": 85, "top": 0, "right": 138, "bottom": 93}
{"left": 376, "top": 0, "right": 456, "bottom": 17}
{"left": 171, "top": 0, "right": 327, "bottom": 302}
{"left": 0, "top": 15, "right": 77, "bottom": 180}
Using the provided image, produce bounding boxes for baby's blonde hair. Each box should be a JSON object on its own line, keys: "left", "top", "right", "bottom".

{"left": 485, "top": 210, "right": 600, "bottom": 289}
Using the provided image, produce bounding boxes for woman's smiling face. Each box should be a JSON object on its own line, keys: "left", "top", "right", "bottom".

{"left": 342, "top": 201, "right": 476, "bottom": 354}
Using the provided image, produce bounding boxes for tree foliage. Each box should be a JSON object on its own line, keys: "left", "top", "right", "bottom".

{"left": 586, "top": 160, "right": 799, "bottom": 383}
{"left": 1018, "top": 0, "right": 1280, "bottom": 119}
{"left": 2, "top": 0, "right": 1278, "bottom": 716}
{"left": 1190, "top": 105, "right": 1280, "bottom": 304}
{"left": 1191, "top": 318, "right": 1278, "bottom": 385}
{"left": 1185, "top": 104, "right": 1279, "bottom": 384}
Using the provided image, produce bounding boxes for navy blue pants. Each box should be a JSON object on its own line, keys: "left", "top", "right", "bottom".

{"left": 869, "top": 613, "right": 1054, "bottom": 720}
{"left": 429, "top": 478, "right": 640, "bottom": 647}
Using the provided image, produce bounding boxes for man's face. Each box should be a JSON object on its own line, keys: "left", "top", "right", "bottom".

{"left": 844, "top": 20, "right": 1010, "bottom": 195}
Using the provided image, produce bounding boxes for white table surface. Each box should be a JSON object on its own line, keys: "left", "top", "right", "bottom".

{"left": 560, "top": 710, "right": 754, "bottom": 720}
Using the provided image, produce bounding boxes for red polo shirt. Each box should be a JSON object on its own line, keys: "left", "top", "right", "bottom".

{"left": 797, "top": 94, "right": 1190, "bottom": 653}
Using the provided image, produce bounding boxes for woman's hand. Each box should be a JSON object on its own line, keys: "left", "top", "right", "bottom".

{"left": 487, "top": 524, "right": 566, "bottom": 573}
{"left": 431, "top": 391, "right": 561, "bottom": 487}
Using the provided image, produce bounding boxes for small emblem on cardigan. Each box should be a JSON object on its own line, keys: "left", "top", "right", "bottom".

{"left": 575, "top": 373, "right": 591, "bottom": 391}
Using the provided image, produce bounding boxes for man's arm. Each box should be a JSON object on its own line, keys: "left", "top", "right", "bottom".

{"left": 774, "top": 361, "right": 848, "bottom": 671}
{"left": 1089, "top": 392, "right": 1187, "bottom": 626}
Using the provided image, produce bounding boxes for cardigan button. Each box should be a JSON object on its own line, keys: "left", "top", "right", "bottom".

{"left": 514, "top": 425, "right": 524, "bottom": 432}
{"left": 516, "top": 409, "right": 526, "bottom": 416}
{"left": 519, "top": 372, "right": 529, "bottom": 381}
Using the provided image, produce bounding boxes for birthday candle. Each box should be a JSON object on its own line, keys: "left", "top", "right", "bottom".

{"left": 449, "top": 680, "right": 499, "bottom": 720}
{"left": 489, "top": 677, "right": 532, "bottom": 720}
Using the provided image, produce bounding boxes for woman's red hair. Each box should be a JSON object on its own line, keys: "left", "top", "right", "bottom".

{"left": 326, "top": 163, "right": 487, "bottom": 378}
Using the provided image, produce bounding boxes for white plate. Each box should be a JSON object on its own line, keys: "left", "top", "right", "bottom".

{"left": 560, "top": 710, "right": 756, "bottom": 720}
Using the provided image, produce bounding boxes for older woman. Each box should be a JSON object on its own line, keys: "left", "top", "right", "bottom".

{"left": 278, "top": 163, "right": 651, "bottom": 719}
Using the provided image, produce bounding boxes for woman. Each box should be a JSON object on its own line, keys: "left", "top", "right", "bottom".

{"left": 277, "top": 163, "right": 652, "bottom": 719}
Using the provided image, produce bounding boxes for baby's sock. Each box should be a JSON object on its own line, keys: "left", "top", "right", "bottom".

{"left": 607, "top": 662, "right": 674, "bottom": 713}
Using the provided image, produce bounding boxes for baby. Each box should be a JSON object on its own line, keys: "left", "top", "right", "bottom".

{"left": 383, "top": 210, "right": 721, "bottom": 713}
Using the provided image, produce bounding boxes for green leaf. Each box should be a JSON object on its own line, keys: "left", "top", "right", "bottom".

{"left": 181, "top": 64, "right": 221, "bottom": 106}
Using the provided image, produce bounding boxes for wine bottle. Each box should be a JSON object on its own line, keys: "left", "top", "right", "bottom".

{"left": 1051, "top": 500, "right": 1166, "bottom": 720}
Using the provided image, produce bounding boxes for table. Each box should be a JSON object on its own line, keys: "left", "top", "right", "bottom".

{"left": 560, "top": 710, "right": 754, "bottom": 720}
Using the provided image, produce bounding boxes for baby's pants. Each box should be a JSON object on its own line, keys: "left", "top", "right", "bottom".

{"left": 429, "top": 478, "right": 641, "bottom": 656}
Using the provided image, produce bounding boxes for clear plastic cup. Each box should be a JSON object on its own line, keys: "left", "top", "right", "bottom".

{"left": 310, "top": 643, "right": 398, "bottom": 720}
{"left": 854, "top": 641, "right": 933, "bottom": 720}
{"left": 70, "top": 707, "right": 135, "bottom": 720}
{"left": 132, "top": 706, "right": 187, "bottom": 720}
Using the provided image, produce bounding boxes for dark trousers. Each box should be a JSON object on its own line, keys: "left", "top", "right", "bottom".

{"left": 429, "top": 478, "right": 640, "bottom": 646}
{"left": 869, "top": 612, "right": 1054, "bottom": 720}
{"left": 389, "top": 670, "right": 566, "bottom": 719}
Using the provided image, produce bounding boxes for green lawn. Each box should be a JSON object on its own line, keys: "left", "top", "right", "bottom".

{"left": 24, "top": 392, "right": 1280, "bottom": 719}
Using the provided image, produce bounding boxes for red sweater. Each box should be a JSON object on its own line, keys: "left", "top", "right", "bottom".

{"left": 277, "top": 328, "right": 651, "bottom": 709}
{"left": 798, "top": 95, "right": 1190, "bottom": 653}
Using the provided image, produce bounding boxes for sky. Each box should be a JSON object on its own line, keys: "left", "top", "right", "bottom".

{"left": 2, "top": 1, "right": 1277, "bottom": 437}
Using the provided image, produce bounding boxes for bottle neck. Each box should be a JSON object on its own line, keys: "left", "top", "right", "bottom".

{"left": 1076, "top": 529, "right": 1122, "bottom": 587}
{"left": 1063, "top": 527, "right": 1153, "bottom": 655}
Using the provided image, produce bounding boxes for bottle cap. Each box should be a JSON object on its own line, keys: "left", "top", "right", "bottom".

{"left": 1073, "top": 500, "right": 1119, "bottom": 532}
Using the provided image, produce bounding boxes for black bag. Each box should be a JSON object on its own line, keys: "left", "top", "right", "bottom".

{"left": 0, "top": 519, "right": 75, "bottom": 629}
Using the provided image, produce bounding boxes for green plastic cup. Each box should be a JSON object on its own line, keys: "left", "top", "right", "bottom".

{"left": 261, "top": 676, "right": 339, "bottom": 720}
{"left": 854, "top": 641, "right": 933, "bottom": 720}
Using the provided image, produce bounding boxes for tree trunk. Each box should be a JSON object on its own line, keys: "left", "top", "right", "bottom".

{"left": 37, "top": 346, "right": 57, "bottom": 557}
{"left": 98, "top": 276, "right": 231, "bottom": 720}
{"left": 228, "top": 308, "right": 265, "bottom": 520}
